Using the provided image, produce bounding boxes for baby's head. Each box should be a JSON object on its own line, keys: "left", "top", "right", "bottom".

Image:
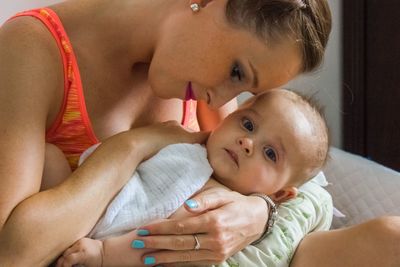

{"left": 206, "top": 89, "right": 328, "bottom": 203}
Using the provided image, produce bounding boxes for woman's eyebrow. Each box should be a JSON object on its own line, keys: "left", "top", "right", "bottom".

{"left": 248, "top": 60, "right": 259, "bottom": 89}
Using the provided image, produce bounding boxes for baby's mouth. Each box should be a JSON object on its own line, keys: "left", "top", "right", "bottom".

{"left": 185, "top": 82, "right": 196, "bottom": 101}
{"left": 224, "top": 148, "right": 239, "bottom": 166}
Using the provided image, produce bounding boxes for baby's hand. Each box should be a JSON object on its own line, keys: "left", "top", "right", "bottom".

{"left": 56, "top": 238, "right": 103, "bottom": 267}
{"left": 131, "top": 120, "right": 210, "bottom": 160}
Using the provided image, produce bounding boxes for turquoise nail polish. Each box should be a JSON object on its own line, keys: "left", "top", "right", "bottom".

{"left": 131, "top": 240, "right": 145, "bottom": 249}
{"left": 144, "top": 256, "right": 156, "bottom": 265}
{"left": 137, "top": 229, "right": 150, "bottom": 236}
{"left": 185, "top": 199, "right": 198, "bottom": 209}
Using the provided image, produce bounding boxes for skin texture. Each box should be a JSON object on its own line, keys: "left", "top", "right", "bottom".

{"left": 0, "top": 0, "right": 302, "bottom": 265}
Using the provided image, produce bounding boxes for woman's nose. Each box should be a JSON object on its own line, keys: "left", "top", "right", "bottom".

{"left": 237, "top": 137, "right": 253, "bottom": 155}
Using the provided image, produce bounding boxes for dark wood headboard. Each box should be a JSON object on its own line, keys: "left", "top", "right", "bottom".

{"left": 342, "top": 0, "right": 400, "bottom": 171}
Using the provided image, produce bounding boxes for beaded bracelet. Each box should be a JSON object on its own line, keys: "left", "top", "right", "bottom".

{"left": 250, "top": 193, "right": 278, "bottom": 245}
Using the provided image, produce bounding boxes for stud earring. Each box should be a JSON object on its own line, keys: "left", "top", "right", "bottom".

{"left": 190, "top": 3, "right": 200, "bottom": 12}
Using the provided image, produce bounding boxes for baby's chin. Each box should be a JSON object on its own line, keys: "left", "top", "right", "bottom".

{"left": 211, "top": 170, "right": 223, "bottom": 182}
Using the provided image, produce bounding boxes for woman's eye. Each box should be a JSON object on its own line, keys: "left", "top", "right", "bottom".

{"left": 242, "top": 118, "right": 254, "bottom": 132}
{"left": 264, "top": 147, "right": 277, "bottom": 162}
{"left": 231, "top": 63, "right": 243, "bottom": 82}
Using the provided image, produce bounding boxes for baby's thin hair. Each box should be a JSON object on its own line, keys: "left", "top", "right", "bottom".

{"left": 283, "top": 89, "right": 330, "bottom": 183}
{"left": 291, "top": 90, "right": 330, "bottom": 166}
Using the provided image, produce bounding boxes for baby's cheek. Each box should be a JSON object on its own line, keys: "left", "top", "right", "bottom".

{"left": 248, "top": 166, "right": 279, "bottom": 194}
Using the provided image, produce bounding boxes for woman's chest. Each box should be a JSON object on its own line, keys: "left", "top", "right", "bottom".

{"left": 81, "top": 63, "right": 185, "bottom": 141}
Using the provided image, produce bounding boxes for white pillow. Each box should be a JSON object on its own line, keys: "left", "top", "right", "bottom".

{"left": 323, "top": 147, "right": 400, "bottom": 229}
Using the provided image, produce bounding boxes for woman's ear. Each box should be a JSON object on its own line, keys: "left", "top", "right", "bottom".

{"left": 270, "top": 187, "right": 298, "bottom": 203}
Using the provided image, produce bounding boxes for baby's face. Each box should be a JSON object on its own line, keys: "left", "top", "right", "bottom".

{"left": 206, "top": 91, "right": 314, "bottom": 196}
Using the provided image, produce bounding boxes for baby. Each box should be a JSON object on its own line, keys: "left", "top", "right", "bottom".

{"left": 52, "top": 89, "right": 329, "bottom": 267}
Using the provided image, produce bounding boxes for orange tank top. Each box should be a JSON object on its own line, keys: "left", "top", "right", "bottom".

{"left": 9, "top": 8, "right": 199, "bottom": 170}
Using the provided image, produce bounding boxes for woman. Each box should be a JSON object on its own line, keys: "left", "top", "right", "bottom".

{"left": 1, "top": 0, "right": 385, "bottom": 266}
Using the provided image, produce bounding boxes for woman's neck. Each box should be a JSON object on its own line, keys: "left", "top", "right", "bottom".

{"left": 52, "top": 0, "right": 181, "bottom": 65}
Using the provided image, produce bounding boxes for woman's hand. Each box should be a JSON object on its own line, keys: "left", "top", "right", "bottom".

{"left": 131, "top": 187, "right": 270, "bottom": 266}
{"left": 130, "top": 121, "right": 210, "bottom": 160}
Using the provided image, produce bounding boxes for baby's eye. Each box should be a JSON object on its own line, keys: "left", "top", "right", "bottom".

{"left": 242, "top": 118, "right": 254, "bottom": 132}
{"left": 231, "top": 63, "right": 244, "bottom": 82}
{"left": 264, "top": 147, "right": 277, "bottom": 163}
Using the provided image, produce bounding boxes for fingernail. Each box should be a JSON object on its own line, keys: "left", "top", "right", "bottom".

{"left": 185, "top": 199, "right": 198, "bottom": 209}
{"left": 137, "top": 229, "right": 150, "bottom": 236}
{"left": 144, "top": 256, "right": 156, "bottom": 265}
{"left": 131, "top": 240, "right": 145, "bottom": 249}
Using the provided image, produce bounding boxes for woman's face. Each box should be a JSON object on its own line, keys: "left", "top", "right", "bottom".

{"left": 148, "top": 1, "right": 302, "bottom": 108}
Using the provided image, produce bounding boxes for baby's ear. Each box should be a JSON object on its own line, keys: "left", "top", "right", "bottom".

{"left": 270, "top": 187, "right": 298, "bottom": 203}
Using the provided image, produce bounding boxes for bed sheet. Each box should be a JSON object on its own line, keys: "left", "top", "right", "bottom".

{"left": 323, "top": 147, "right": 400, "bottom": 229}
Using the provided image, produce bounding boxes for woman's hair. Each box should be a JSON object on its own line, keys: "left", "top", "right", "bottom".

{"left": 225, "top": 0, "right": 332, "bottom": 73}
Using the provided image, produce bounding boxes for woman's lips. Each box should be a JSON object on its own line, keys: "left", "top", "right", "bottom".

{"left": 224, "top": 148, "right": 239, "bottom": 166}
{"left": 185, "top": 82, "right": 196, "bottom": 101}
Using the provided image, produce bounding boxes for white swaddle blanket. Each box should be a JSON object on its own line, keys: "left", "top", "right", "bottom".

{"left": 79, "top": 143, "right": 213, "bottom": 240}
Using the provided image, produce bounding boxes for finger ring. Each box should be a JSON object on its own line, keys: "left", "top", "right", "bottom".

{"left": 193, "top": 234, "right": 201, "bottom": 250}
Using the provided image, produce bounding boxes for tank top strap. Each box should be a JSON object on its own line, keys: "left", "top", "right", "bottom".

{"left": 9, "top": 8, "right": 99, "bottom": 170}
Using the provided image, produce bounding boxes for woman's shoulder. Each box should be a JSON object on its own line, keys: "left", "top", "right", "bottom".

{"left": 0, "top": 15, "right": 62, "bottom": 74}
{"left": 1, "top": 15, "right": 55, "bottom": 48}
{"left": 0, "top": 16, "right": 64, "bottom": 126}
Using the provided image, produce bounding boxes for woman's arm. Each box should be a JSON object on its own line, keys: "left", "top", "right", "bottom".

{"left": 0, "top": 18, "right": 208, "bottom": 266}
{"left": 41, "top": 143, "right": 73, "bottom": 191}
{"left": 1, "top": 121, "right": 207, "bottom": 267}
{"left": 0, "top": 18, "right": 91, "bottom": 266}
{"left": 0, "top": 119, "right": 207, "bottom": 267}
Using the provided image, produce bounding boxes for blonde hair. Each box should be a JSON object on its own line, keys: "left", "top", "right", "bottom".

{"left": 226, "top": 0, "right": 332, "bottom": 73}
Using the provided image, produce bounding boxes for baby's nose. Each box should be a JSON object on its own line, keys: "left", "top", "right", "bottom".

{"left": 237, "top": 137, "right": 253, "bottom": 155}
